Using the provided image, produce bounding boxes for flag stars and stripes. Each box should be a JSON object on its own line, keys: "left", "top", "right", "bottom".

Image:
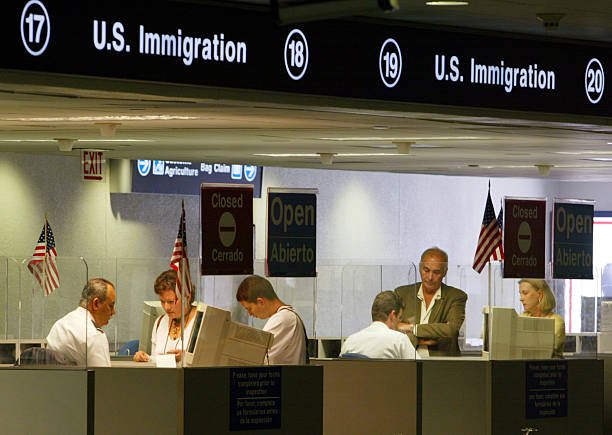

{"left": 170, "top": 200, "right": 193, "bottom": 302}
{"left": 27, "top": 220, "right": 60, "bottom": 296}
{"left": 473, "top": 189, "right": 504, "bottom": 273}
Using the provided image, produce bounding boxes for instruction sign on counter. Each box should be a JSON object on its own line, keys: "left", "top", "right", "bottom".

{"left": 230, "top": 366, "right": 282, "bottom": 431}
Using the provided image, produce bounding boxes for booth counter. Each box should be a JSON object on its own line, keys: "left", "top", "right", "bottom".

{"left": 314, "top": 357, "right": 604, "bottom": 435}
{"left": 0, "top": 357, "right": 607, "bottom": 435}
{"left": 0, "top": 364, "right": 323, "bottom": 435}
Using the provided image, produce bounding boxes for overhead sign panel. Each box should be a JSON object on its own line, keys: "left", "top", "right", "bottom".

{"left": 552, "top": 199, "right": 594, "bottom": 279}
{"left": 503, "top": 197, "right": 547, "bottom": 278}
{"left": 2, "top": 1, "right": 609, "bottom": 118}
{"left": 266, "top": 188, "right": 317, "bottom": 277}
{"left": 132, "top": 160, "right": 262, "bottom": 197}
{"left": 201, "top": 183, "right": 253, "bottom": 275}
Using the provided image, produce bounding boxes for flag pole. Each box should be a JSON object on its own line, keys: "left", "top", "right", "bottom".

{"left": 43, "top": 214, "right": 48, "bottom": 296}
{"left": 487, "top": 261, "right": 492, "bottom": 307}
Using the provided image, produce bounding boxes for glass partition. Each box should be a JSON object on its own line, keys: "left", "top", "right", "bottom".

{"left": 112, "top": 256, "right": 200, "bottom": 368}
{"left": 6, "top": 256, "right": 203, "bottom": 368}
{"left": 456, "top": 261, "right": 504, "bottom": 355}
{"left": 5, "top": 254, "right": 605, "bottom": 368}
{"left": 9, "top": 256, "right": 88, "bottom": 367}
{"left": 483, "top": 261, "right": 602, "bottom": 360}
{"left": 339, "top": 263, "right": 418, "bottom": 360}
{"left": 560, "top": 264, "right": 608, "bottom": 357}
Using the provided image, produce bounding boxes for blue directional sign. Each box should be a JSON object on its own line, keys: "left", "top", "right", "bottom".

{"left": 137, "top": 159, "right": 151, "bottom": 176}
{"left": 244, "top": 165, "right": 257, "bottom": 182}
{"left": 131, "top": 160, "right": 263, "bottom": 197}
{"left": 553, "top": 200, "right": 594, "bottom": 279}
{"left": 266, "top": 189, "right": 317, "bottom": 277}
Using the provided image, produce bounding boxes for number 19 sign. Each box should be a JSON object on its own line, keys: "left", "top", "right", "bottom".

{"left": 379, "top": 38, "right": 402, "bottom": 88}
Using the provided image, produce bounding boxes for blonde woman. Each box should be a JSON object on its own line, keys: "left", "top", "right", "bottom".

{"left": 518, "top": 279, "right": 565, "bottom": 358}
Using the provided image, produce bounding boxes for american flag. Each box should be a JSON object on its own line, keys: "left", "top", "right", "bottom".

{"left": 170, "top": 200, "right": 193, "bottom": 302}
{"left": 473, "top": 188, "right": 504, "bottom": 273}
{"left": 494, "top": 201, "right": 505, "bottom": 260}
{"left": 27, "top": 219, "right": 60, "bottom": 296}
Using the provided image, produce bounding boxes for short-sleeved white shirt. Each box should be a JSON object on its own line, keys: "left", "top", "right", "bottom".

{"left": 46, "top": 306, "right": 111, "bottom": 367}
{"left": 341, "top": 321, "right": 419, "bottom": 359}
{"left": 263, "top": 306, "right": 307, "bottom": 365}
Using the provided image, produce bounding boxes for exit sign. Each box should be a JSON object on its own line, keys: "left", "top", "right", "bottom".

{"left": 81, "top": 150, "right": 105, "bottom": 181}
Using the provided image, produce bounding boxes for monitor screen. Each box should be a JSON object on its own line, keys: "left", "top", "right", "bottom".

{"left": 482, "top": 306, "right": 555, "bottom": 360}
{"left": 138, "top": 301, "right": 165, "bottom": 355}
{"left": 185, "top": 303, "right": 273, "bottom": 367}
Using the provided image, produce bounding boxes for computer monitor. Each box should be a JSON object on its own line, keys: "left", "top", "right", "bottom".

{"left": 138, "top": 301, "right": 165, "bottom": 354}
{"left": 185, "top": 303, "right": 274, "bottom": 367}
{"left": 482, "top": 306, "right": 555, "bottom": 360}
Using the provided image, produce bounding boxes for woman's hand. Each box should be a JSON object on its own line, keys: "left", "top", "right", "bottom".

{"left": 167, "top": 349, "right": 182, "bottom": 362}
{"left": 133, "top": 351, "right": 150, "bottom": 362}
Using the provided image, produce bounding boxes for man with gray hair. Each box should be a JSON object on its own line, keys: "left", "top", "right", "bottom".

{"left": 46, "top": 278, "right": 116, "bottom": 366}
{"left": 340, "top": 291, "right": 418, "bottom": 359}
{"left": 395, "top": 247, "right": 467, "bottom": 357}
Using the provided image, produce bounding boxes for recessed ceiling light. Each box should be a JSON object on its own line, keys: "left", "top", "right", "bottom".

{"left": 317, "top": 136, "right": 484, "bottom": 141}
{"left": 555, "top": 151, "right": 612, "bottom": 155}
{"left": 0, "top": 115, "right": 198, "bottom": 122}
{"left": 254, "top": 152, "right": 403, "bottom": 157}
{"left": 426, "top": 1, "right": 469, "bottom": 5}
{"left": 359, "top": 143, "right": 445, "bottom": 149}
{"left": 0, "top": 139, "right": 153, "bottom": 142}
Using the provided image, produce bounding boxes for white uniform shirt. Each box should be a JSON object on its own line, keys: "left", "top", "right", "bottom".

{"left": 46, "top": 306, "right": 111, "bottom": 367}
{"left": 150, "top": 313, "right": 196, "bottom": 362}
{"left": 341, "top": 321, "right": 419, "bottom": 359}
{"left": 263, "top": 306, "right": 307, "bottom": 365}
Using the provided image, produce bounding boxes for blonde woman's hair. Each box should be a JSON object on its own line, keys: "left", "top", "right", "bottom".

{"left": 518, "top": 278, "right": 556, "bottom": 314}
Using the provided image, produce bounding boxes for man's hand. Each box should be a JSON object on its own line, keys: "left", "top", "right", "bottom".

{"left": 397, "top": 322, "right": 415, "bottom": 334}
{"left": 418, "top": 339, "right": 438, "bottom": 346}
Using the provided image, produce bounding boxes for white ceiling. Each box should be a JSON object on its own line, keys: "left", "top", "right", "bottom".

{"left": 0, "top": 0, "right": 610, "bottom": 181}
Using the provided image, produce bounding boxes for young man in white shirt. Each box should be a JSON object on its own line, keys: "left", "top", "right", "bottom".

{"left": 341, "top": 291, "right": 418, "bottom": 359}
{"left": 236, "top": 275, "right": 308, "bottom": 365}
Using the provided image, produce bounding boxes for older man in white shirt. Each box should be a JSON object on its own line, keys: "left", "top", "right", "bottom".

{"left": 341, "top": 291, "right": 419, "bottom": 359}
{"left": 46, "top": 277, "right": 116, "bottom": 367}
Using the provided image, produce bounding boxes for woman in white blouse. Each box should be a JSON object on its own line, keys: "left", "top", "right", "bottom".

{"left": 133, "top": 269, "right": 196, "bottom": 363}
